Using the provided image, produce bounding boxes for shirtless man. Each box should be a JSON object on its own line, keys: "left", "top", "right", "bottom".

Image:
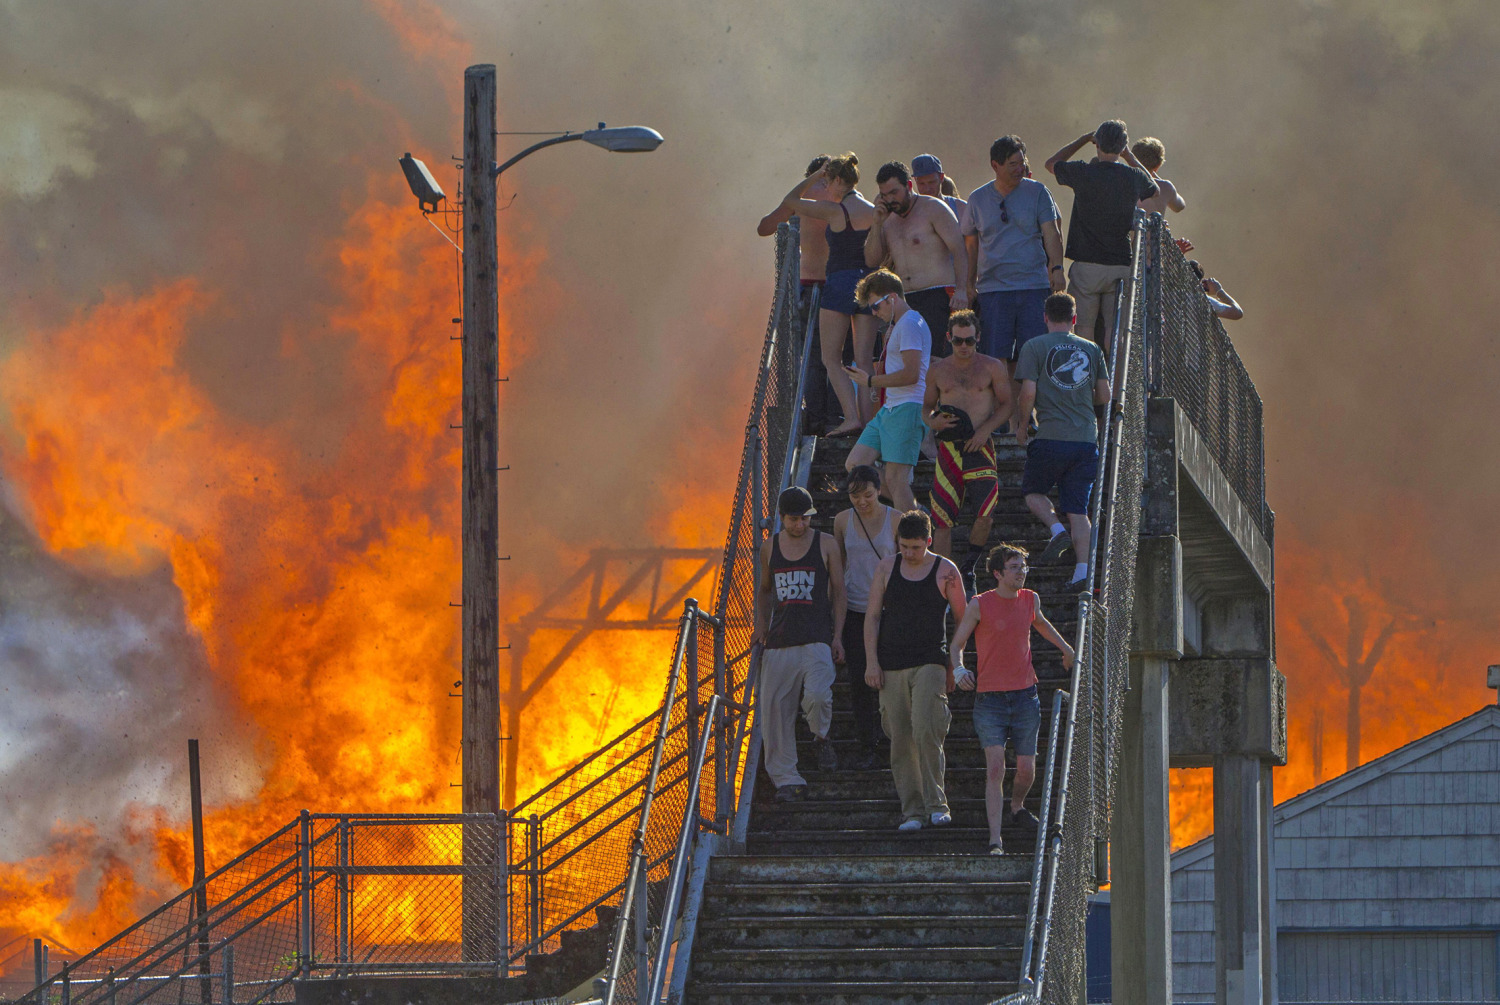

{"left": 922, "top": 310, "right": 1012, "bottom": 590}
{"left": 1131, "top": 138, "right": 1187, "bottom": 216}
{"left": 864, "top": 160, "right": 970, "bottom": 359}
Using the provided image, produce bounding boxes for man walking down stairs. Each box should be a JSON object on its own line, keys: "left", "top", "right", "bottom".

{"left": 684, "top": 430, "right": 1080, "bottom": 1004}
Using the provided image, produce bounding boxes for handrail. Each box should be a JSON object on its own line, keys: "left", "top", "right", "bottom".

{"left": 599, "top": 601, "right": 703, "bottom": 1005}
{"left": 644, "top": 694, "right": 722, "bottom": 1003}
{"left": 1018, "top": 687, "right": 1068, "bottom": 988}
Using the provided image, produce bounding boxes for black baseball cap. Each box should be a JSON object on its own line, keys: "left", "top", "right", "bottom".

{"left": 777, "top": 486, "right": 817, "bottom": 516}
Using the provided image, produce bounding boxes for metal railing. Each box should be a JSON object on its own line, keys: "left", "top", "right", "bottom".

{"left": 15, "top": 813, "right": 509, "bottom": 1005}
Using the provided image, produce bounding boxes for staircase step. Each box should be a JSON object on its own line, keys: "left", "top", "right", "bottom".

{"left": 682, "top": 979, "right": 1021, "bottom": 1005}
{"left": 691, "top": 944, "right": 1021, "bottom": 981}
{"left": 744, "top": 828, "right": 1029, "bottom": 857}
{"left": 708, "top": 853, "right": 1032, "bottom": 883}
{"left": 695, "top": 912, "right": 1027, "bottom": 949}
{"left": 703, "top": 880, "right": 1030, "bottom": 917}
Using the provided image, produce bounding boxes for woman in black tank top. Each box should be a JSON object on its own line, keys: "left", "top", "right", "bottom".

{"left": 876, "top": 555, "right": 951, "bottom": 670}
{"left": 777, "top": 152, "right": 881, "bottom": 434}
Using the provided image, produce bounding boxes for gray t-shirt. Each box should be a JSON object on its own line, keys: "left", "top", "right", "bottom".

{"left": 1015, "top": 331, "right": 1111, "bottom": 444}
{"left": 960, "top": 178, "right": 1061, "bottom": 293}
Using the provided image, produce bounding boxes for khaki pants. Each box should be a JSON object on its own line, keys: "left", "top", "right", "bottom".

{"left": 879, "top": 663, "right": 951, "bottom": 819}
{"left": 759, "top": 643, "right": 835, "bottom": 787}
{"left": 1067, "top": 261, "right": 1133, "bottom": 346}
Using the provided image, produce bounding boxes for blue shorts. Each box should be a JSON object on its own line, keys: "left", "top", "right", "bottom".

{"left": 856, "top": 402, "right": 925, "bottom": 466}
{"left": 972, "top": 686, "right": 1041, "bottom": 755}
{"left": 977, "top": 288, "right": 1050, "bottom": 361}
{"left": 823, "top": 267, "right": 872, "bottom": 316}
{"left": 1020, "top": 439, "right": 1099, "bottom": 515}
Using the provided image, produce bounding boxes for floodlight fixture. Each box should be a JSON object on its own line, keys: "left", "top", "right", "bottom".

{"left": 399, "top": 153, "right": 446, "bottom": 212}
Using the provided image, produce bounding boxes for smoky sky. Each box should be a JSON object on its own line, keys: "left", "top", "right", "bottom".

{"left": 1, "top": 0, "right": 1498, "bottom": 862}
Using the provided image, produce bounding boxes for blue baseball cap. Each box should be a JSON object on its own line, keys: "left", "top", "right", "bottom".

{"left": 911, "top": 153, "right": 943, "bottom": 176}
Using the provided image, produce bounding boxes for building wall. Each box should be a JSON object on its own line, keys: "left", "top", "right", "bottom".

{"left": 1169, "top": 710, "right": 1500, "bottom": 1003}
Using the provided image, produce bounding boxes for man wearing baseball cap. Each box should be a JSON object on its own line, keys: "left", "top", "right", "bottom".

{"left": 912, "top": 153, "right": 966, "bottom": 222}
{"left": 753, "top": 486, "right": 848, "bottom": 800}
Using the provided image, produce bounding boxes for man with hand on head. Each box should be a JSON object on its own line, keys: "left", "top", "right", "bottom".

{"left": 922, "top": 309, "right": 1011, "bottom": 592}
{"left": 864, "top": 510, "right": 968, "bottom": 832}
{"left": 1015, "top": 293, "right": 1112, "bottom": 592}
{"left": 1044, "top": 120, "right": 1158, "bottom": 346}
{"left": 951, "top": 543, "right": 1074, "bottom": 855}
{"left": 1131, "top": 137, "right": 1187, "bottom": 216}
{"left": 864, "top": 160, "right": 970, "bottom": 358}
{"left": 753, "top": 486, "right": 848, "bottom": 802}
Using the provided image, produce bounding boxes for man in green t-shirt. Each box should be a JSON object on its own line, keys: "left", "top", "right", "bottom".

{"left": 1014, "top": 293, "right": 1112, "bottom": 591}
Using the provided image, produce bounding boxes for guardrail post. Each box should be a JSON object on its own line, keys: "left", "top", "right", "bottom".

{"left": 60, "top": 964, "right": 70, "bottom": 1005}
{"left": 105, "top": 968, "right": 116, "bottom": 1005}
{"left": 298, "top": 810, "right": 313, "bottom": 977}
{"left": 221, "top": 945, "right": 234, "bottom": 1005}
{"left": 632, "top": 867, "right": 650, "bottom": 1005}
{"left": 714, "top": 619, "right": 729, "bottom": 828}
{"left": 686, "top": 606, "right": 700, "bottom": 769}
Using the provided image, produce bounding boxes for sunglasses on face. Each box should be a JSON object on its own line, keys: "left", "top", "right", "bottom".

{"left": 869, "top": 293, "right": 895, "bottom": 310}
{"left": 951, "top": 335, "right": 978, "bottom": 346}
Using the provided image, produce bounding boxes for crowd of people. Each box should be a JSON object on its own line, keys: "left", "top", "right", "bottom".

{"left": 750, "top": 121, "right": 1247, "bottom": 852}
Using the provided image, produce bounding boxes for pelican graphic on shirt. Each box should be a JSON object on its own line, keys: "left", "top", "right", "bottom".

{"left": 1045, "top": 344, "right": 1094, "bottom": 390}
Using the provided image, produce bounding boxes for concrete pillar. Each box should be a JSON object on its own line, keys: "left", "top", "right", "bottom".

{"left": 1213, "top": 754, "right": 1269, "bottom": 1005}
{"left": 1261, "top": 762, "right": 1278, "bottom": 1004}
{"left": 1110, "top": 654, "right": 1173, "bottom": 1004}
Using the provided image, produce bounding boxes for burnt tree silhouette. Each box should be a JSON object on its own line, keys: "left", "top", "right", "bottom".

{"left": 1301, "top": 596, "right": 1412, "bottom": 772}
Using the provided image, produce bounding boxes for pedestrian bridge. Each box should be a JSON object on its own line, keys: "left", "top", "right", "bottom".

{"left": 14, "top": 214, "right": 1279, "bottom": 1005}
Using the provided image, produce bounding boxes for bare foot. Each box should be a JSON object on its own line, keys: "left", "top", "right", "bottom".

{"left": 825, "top": 421, "right": 864, "bottom": 437}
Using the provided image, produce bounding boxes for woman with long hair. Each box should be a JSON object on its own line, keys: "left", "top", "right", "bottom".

{"left": 780, "top": 152, "right": 881, "bottom": 433}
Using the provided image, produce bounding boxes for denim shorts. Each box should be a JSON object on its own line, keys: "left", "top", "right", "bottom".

{"left": 823, "top": 267, "right": 872, "bottom": 316}
{"left": 1020, "top": 439, "right": 1099, "bottom": 515}
{"left": 972, "top": 685, "right": 1041, "bottom": 755}
{"left": 856, "top": 402, "right": 926, "bottom": 466}
{"left": 977, "top": 288, "right": 1049, "bottom": 361}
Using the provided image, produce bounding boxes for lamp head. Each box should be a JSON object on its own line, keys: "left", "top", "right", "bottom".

{"left": 581, "top": 124, "right": 664, "bottom": 153}
{"left": 399, "top": 153, "right": 446, "bottom": 212}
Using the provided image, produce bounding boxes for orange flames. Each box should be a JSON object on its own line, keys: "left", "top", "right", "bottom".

{"left": 0, "top": 161, "right": 744, "bottom": 972}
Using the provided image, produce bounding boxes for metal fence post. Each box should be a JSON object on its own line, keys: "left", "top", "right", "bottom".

{"left": 337, "top": 818, "right": 350, "bottom": 968}
{"left": 60, "top": 965, "right": 70, "bottom": 1005}
{"left": 534, "top": 816, "right": 546, "bottom": 954}
{"left": 632, "top": 867, "right": 650, "bottom": 1005}
{"left": 105, "top": 968, "right": 116, "bottom": 1005}
{"left": 221, "top": 945, "right": 234, "bottom": 1005}
{"left": 495, "top": 812, "right": 508, "bottom": 974}
{"left": 298, "top": 810, "right": 313, "bottom": 977}
{"left": 686, "top": 606, "right": 701, "bottom": 769}
{"left": 714, "top": 619, "right": 729, "bottom": 827}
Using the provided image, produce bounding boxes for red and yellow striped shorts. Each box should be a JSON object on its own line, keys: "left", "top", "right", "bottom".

{"left": 929, "top": 439, "right": 999, "bottom": 529}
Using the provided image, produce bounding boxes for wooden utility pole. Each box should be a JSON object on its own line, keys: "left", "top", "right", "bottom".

{"left": 462, "top": 64, "right": 501, "bottom": 818}
{"left": 460, "top": 62, "right": 502, "bottom": 967}
{"left": 188, "top": 740, "right": 212, "bottom": 1002}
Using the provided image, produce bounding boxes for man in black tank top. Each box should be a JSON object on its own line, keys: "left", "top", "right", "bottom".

{"left": 863, "top": 510, "right": 969, "bottom": 829}
{"left": 754, "top": 487, "right": 848, "bottom": 801}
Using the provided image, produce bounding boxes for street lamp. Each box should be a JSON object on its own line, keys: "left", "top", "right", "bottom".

{"left": 492, "top": 123, "right": 665, "bottom": 178}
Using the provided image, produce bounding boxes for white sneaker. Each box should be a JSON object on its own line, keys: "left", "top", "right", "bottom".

{"left": 930, "top": 810, "right": 953, "bottom": 826}
{"left": 897, "top": 817, "right": 924, "bottom": 832}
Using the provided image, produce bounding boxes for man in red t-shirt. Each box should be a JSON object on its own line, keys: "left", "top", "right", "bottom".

{"left": 951, "top": 543, "right": 1074, "bottom": 854}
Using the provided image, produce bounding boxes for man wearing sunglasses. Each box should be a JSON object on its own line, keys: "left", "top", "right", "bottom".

{"left": 962, "top": 136, "right": 1065, "bottom": 382}
{"left": 842, "top": 270, "right": 931, "bottom": 513}
{"left": 921, "top": 310, "right": 1012, "bottom": 592}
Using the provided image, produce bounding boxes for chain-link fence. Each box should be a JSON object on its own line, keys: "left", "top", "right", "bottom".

{"left": 14, "top": 814, "right": 509, "bottom": 1005}
{"left": 1145, "top": 222, "right": 1271, "bottom": 538}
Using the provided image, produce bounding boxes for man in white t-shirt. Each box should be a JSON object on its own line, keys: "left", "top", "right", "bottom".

{"left": 842, "top": 269, "right": 931, "bottom": 512}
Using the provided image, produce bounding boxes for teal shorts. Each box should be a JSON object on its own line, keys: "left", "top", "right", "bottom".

{"left": 857, "top": 402, "right": 925, "bottom": 466}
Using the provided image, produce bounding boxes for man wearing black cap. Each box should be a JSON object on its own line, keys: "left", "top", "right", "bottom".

{"left": 753, "top": 486, "right": 848, "bottom": 801}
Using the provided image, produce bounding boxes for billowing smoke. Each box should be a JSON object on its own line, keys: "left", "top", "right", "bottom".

{"left": 1, "top": 0, "right": 1496, "bottom": 945}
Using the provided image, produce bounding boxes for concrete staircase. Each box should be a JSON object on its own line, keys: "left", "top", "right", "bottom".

{"left": 683, "top": 432, "right": 1081, "bottom": 1004}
